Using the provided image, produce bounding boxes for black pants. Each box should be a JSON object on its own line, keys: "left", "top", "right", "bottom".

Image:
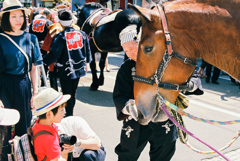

{"left": 115, "top": 120, "right": 177, "bottom": 161}
{"left": 206, "top": 63, "right": 220, "bottom": 82}
{"left": 49, "top": 71, "right": 59, "bottom": 91}
{"left": 60, "top": 78, "right": 80, "bottom": 116}
{"left": 41, "top": 65, "right": 59, "bottom": 91}
{"left": 0, "top": 72, "right": 32, "bottom": 160}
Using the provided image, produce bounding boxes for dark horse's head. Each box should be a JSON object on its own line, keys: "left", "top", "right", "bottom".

{"left": 75, "top": 3, "right": 105, "bottom": 34}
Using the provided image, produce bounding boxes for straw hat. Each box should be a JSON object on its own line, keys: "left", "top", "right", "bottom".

{"left": 0, "top": 0, "right": 31, "bottom": 17}
{"left": 33, "top": 88, "right": 70, "bottom": 116}
{"left": 0, "top": 103, "right": 20, "bottom": 126}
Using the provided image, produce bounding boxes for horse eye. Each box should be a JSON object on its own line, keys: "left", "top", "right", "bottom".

{"left": 143, "top": 46, "right": 153, "bottom": 54}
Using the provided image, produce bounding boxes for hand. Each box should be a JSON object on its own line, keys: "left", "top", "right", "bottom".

{"left": 62, "top": 144, "right": 74, "bottom": 154}
{"left": 122, "top": 99, "right": 138, "bottom": 121}
{"left": 31, "top": 93, "right": 38, "bottom": 110}
{"left": 197, "top": 67, "right": 203, "bottom": 75}
{"left": 61, "top": 144, "right": 74, "bottom": 160}
{"left": 197, "top": 67, "right": 207, "bottom": 78}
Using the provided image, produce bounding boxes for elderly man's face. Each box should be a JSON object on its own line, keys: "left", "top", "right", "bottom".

{"left": 122, "top": 41, "right": 138, "bottom": 62}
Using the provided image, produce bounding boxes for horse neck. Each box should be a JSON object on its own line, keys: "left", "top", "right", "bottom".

{"left": 165, "top": 2, "right": 240, "bottom": 81}
{"left": 196, "top": 0, "right": 240, "bottom": 20}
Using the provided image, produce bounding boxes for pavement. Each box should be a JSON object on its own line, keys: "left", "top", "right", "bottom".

{"left": 49, "top": 53, "right": 240, "bottom": 161}
{"left": 202, "top": 148, "right": 240, "bottom": 161}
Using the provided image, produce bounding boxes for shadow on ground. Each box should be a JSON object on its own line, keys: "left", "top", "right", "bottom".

{"left": 76, "top": 86, "right": 115, "bottom": 107}
{"left": 200, "top": 77, "right": 240, "bottom": 101}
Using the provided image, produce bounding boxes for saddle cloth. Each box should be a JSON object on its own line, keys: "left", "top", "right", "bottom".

{"left": 89, "top": 10, "right": 121, "bottom": 28}
{"left": 97, "top": 11, "right": 121, "bottom": 27}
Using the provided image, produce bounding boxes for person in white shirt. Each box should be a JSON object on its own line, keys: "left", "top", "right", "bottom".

{"left": 56, "top": 116, "right": 106, "bottom": 161}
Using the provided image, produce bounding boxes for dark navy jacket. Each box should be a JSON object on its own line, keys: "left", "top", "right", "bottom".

{"left": 29, "top": 16, "right": 53, "bottom": 42}
{"left": 43, "top": 27, "right": 92, "bottom": 79}
{"left": 113, "top": 59, "right": 178, "bottom": 150}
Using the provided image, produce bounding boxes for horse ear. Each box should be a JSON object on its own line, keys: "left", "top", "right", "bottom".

{"left": 128, "top": 3, "right": 150, "bottom": 24}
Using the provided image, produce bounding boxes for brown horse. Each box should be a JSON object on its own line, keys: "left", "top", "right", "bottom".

{"left": 129, "top": 0, "right": 240, "bottom": 125}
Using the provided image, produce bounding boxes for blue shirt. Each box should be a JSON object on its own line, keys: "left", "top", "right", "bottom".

{"left": 0, "top": 32, "right": 43, "bottom": 75}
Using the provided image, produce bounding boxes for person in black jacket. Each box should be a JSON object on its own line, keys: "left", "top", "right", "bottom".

{"left": 113, "top": 28, "right": 178, "bottom": 161}
{"left": 29, "top": 8, "right": 54, "bottom": 87}
{"left": 29, "top": 8, "right": 53, "bottom": 45}
{"left": 43, "top": 10, "right": 92, "bottom": 116}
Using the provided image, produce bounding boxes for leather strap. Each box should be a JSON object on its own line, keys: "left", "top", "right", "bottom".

{"left": 42, "top": 155, "right": 47, "bottom": 161}
{"left": 0, "top": 33, "right": 30, "bottom": 71}
{"left": 81, "top": 8, "right": 104, "bottom": 30}
{"left": 172, "top": 53, "right": 197, "bottom": 67}
{"left": 28, "top": 127, "right": 53, "bottom": 161}
{"left": 32, "top": 130, "right": 53, "bottom": 140}
{"left": 133, "top": 75, "right": 191, "bottom": 91}
{"left": 156, "top": 5, "right": 173, "bottom": 55}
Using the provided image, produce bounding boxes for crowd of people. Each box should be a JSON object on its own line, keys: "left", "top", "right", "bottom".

{"left": 0, "top": 0, "right": 239, "bottom": 161}
{"left": 0, "top": 0, "right": 105, "bottom": 160}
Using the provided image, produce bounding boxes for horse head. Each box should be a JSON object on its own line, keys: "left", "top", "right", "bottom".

{"left": 76, "top": 2, "right": 105, "bottom": 34}
{"left": 130, "top": 0, "right": 240, "bottom": 125}
{"left": 130, "top": 3, "right": 197, "bottom": 125}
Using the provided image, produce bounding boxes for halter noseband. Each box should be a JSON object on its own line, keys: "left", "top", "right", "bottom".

{"left": 133, "top": 4, "right": 197, "bottom": 92}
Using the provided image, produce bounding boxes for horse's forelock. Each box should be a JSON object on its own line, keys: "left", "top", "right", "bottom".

{"left": 149, "top": 10, "right": 162, "bottom": 24}
{"left": 146, "top": 2, "right": 156, "bottom": 9}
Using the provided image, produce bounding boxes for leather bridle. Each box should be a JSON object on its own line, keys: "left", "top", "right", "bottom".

{"left": 133, "top": 4, "right": 197, "bottom": 93}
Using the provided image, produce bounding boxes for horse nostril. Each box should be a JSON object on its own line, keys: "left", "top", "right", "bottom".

{"left": 137, "top": 109, "right": 144, "bottom": 119}
{"left": 137, "top": 108, "right": 147, "bottom": 120}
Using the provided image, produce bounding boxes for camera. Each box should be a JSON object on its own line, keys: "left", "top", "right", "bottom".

{"left": 59, "top": 134, "right": 77, "bottom": 150}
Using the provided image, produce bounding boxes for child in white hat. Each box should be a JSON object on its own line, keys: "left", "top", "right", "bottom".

{"left": 31, "top": 88, "right": 73, "bottom": 161}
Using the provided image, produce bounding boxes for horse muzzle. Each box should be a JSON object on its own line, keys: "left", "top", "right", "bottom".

{"left": 136, "top": 97, "right": 169, "bottom": 125}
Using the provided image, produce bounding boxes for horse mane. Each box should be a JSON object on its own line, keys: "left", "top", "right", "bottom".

{"left": 164, "top": 0, "right": 240, "bottom": 17}
{"left": 158, "top": 0, "right": 240, "bottom": 29}
{"left": 196, "top": 0, "right": 240, "bottom": 21}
